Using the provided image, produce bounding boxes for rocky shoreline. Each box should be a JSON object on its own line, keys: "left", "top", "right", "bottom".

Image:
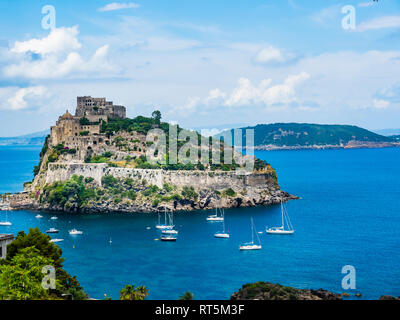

{"left": 230, "top": 282, "right": 400, "bottom": 300}
{"left": 4, "top": 187, "right": 297, "bottom": 214}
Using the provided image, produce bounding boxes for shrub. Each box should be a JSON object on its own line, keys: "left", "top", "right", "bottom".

{"left": 182, "top": 186, "right": 198, "bottom": 200}
{"left": 223, "top": 188, "right": 236, "bottom": 197}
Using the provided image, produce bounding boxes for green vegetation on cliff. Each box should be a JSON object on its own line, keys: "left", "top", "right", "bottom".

{"left": 39, "top": 174, "right": 207, "bottom": 211}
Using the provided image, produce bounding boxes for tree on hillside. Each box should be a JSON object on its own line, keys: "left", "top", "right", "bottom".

{"left": 151, "top": 110, "right": 162, "bottom": 125}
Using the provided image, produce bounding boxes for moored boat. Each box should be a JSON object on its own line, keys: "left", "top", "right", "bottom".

{"left": 160, "top": 235, "right": 177, "bottom": 242}
{"left": 240, "top": 218, "right": 262, "bottom": 251}
{"left": 266, "top": 200, "right": 295, "bottom": 235}
{"left": 69, "top": 229, "right": 83, "bottom": 235}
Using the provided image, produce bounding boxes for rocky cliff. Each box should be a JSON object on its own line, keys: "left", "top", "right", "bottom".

{"left": 230, "top": 282, "right": 342, "bottom": 300}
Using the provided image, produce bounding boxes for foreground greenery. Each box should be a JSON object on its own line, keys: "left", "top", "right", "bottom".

{"left": 0, "top": 228, "right": 87, "bottom": 300}
{"left": 120, "top": 284, "right": 149, "bottom": 300}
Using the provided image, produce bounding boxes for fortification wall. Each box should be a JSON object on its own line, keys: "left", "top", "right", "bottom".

{"left": 43, "top": 163, "right": 271, "bottom": 190}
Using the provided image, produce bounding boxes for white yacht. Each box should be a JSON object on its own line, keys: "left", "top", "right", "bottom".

{"left": 50, "top": 216, "right": 58, "bottom": 220}
{"left": 160, "top": 235, "right": 177, "bottom": 242}
{"left": 214, "top": 214, "right": 229, "bottom": 238}
{"left": 69, "top": 229, "right": 83, "bottom": 235}
{"left": 35, "top": 214, "right": 43, "bottom": 219}
{"left": 266, "top": 201, "right": 295, "bottom": 235}
{"left": 240, "top": 218, "right": 262, "bottom": 251}
{"left": 162, "top": 229, "right": 178, "bottom": 235}
{"left": 207, "top": 208, "right": 224, "bottom": 222}
{"left": 156, "top": 210, "right": 174, "bottom": 230}
{"left": 0, "top": 212, "right": 12, "bottom": 226}
{"left": 46, "top": 228, "right": 59, "bottom": 234}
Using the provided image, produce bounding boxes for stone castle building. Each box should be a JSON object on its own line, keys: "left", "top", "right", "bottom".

{"left": 50, "top": 96, "right": 126, "bottom": 147}
{"left": 76, "top": 96, "right": 126, "bottom": 122}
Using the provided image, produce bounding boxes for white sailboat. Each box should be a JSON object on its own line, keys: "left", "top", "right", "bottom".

{"left": 156, "top": 209, "right": 174, "bottom": 230}
{"left": 240, "top": 218, "right": 262, "bottom": 250}
{"left": 214, "top": 212, "right": 229, "bottom": 238}
{"left": 266, "top": 201, "right": 294, "bottom": 235}
{"left": 69, "top": 229, "right": 83, "bottom": 235}
{"left": 207, "top": 208, "right": 224, "bottom": 222}
{"left": 0, "top": 212, "right": 12, "bottom": 226}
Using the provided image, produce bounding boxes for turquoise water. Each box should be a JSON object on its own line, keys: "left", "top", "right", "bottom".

{"left": 0, "top": 146, "right": 399, "bottom": 299}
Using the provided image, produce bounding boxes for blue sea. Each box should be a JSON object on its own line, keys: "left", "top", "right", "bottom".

{"left": 0, "top": 145, "right": 399, "bottom": 300}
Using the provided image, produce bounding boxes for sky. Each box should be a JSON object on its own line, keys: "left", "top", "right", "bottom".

{"left": 0, "top": 0, "right": 400, "bottom": 136}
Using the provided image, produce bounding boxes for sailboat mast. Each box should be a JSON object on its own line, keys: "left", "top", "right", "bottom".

{"left": 251, "top": 218, "right": 254, "bottom": 244}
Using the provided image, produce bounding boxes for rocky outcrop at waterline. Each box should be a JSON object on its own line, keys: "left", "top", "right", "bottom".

{"left": 4, "top": 166, "right": 297, "bottom": 214}
{"left": 230, "top": 282, "right": 342, "bottom": 300}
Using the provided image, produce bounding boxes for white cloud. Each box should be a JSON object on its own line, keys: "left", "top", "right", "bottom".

{"left": 175, "top": 72, "right": 311, "bottom": 115}
{"left": 98, "top": 2, "right": 140, "bottom": 12}
{"left": 4, "top": 27, "right": 118, "bottom": 79}
{"left": 373, "top": 99, "right": 390, "bottom": 109}
{"left": 357, "top": 16, "right": 400, "bottom": 32}
{"left": 311, "top": 5, "right": 342, "bottom": 25}
{"left": 0, "top": 86, "right": 47, "bottom": 110}
{"left": 254, "top": 46, "right": 286, "bottom": 64}
{"left": 223, "top": 72, "right": 310, "bottom": 107}
{"left": 358, "top": 2, "right": 375, "bottom": 8}
{"left": 11, "top": 26, "right": 81, "bottom": 55}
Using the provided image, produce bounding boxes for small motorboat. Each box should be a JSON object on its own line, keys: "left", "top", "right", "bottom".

{"left": 50, "top": 239, "right": 64, "bottom": 243}
{"left": 35, "top": 214, "right": 43, "bottom": 219}
{"left": 50, "top": 216, "right": 58, "bottom": 220}
{"left": 69, "top": 229, "right": 83, "bottom": 235}
{"left": 160, "top": 235, "right": 177, "bottom": 242}
{"left": 46, "top": 228, "right": 59, "bottom": 234}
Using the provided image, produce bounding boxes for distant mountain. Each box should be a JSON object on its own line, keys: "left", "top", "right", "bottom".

{"left": 217, "top": 123, "right": 398, "bottom": 150}
{"left": 0, "top": 130, "right": 49, "bottom": 146}
{"left": 389, "top": 135, "right": 400, "bottom": 141}
{"left": 374, "top": 128, "right": 400, "bottom": 136}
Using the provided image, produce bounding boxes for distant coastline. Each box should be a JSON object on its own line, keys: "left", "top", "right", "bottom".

{"left": 251, "top": 141, "right": 400, "bottom": 151}
{"left": 0, "top": 130, "right": 48, "bottom": 146}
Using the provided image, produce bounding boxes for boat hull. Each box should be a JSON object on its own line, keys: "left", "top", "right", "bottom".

{"left": 239, "top": 245, "right": 262, "bottom": 251}
{"left": 266, "top": 229, "right": 294, "bottom": 235}
{"left": 161, "top": 237, "right": 177, "bottom": 242}
{"left": 214, "top": 233, "right": 230, "bottom": 238}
